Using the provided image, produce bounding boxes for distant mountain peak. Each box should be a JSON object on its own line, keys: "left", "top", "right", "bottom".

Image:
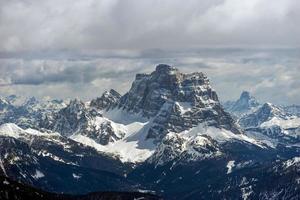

{"left": 237, "top": 91, "right": 259, "bottom": 107}
{"left": 223, "top": 91, "right": 260, "bottom": 116}
{"left": 240, "top": 91, "right": 251, "bottom": 100}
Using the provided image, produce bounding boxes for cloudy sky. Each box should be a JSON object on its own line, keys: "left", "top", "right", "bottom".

{"left": 0, "top": 0, "right": 299, "bottom": 105}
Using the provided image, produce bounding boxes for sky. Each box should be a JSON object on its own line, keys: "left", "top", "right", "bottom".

{"left": 0, "top": 0, "right": 299, "bottom": 105}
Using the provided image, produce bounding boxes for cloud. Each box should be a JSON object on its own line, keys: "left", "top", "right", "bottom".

{"left": 0, "top": 1, "right": 299, "bottom": 105}
{"left": 0, "top": 48, "right": 299, "bottom": 105}
{"left": 0, "top": 0, "right": 299, "bottom": 54}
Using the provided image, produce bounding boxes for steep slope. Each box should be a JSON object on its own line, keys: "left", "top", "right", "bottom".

{"left": 117, "top": 64, "right": 240, "bottom": 139}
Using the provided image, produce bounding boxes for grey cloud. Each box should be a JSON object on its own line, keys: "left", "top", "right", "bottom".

{"left": 0, "top": 48, "right": 299, "bottom": 105}
{"left": 0, "top": 59, "right": 151, "bottom": 86}
{"left": 0, "top": 0, "right": 299, "bottom": 104}
{"left": 0, "top": 0, "right": 300, "bottom": 54}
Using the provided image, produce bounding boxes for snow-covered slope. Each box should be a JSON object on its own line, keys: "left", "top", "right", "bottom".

{"left": 0, "top": 123, "right": 129, "bottom": 174}
{"left": 71, "top": 120, "right": 156, "bottom": 163}
{"left": 0, "top": 123, "right": 59, "bottom": 139}
{"left": 148, "top": 122, "right": 266, "bottom": 166}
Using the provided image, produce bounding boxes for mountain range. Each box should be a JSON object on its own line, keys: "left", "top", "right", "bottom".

{"left": 1, "top": 64, "right": 300, "bottom": 200}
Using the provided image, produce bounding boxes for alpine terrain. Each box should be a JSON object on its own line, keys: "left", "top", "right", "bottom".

{"left": 1, "top": 64, "right": 300, "bottom": 200}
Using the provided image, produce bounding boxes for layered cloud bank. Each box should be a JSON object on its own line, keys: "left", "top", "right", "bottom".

{"left": 0, "top": 48, "right": 299, "bottom": 105}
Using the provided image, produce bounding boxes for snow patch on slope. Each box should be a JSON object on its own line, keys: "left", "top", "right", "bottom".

{"left": 0, "top": 159, "right": 7, "bottom": 176}
{"left": 32, "top": 170, "right": 44, "bottom": 179}
{"left": 176, "top": 102, "right": 192, "bottom": 114}
{"left": 103, "top": 108, "right": 148, "bottom": 125}
{"left": 72, "top": 173, "right": 81, "bottom": 179}
{"left": 283, "top": 157, "right": 300, "bottom": 168}
{"left": 226, "top": 160, "right": 235, "bottom": 174}
{"left": 182, "top": 123, "right": 265, "bottom": 148}
{"left": 71, "top": 121, "right": 156, "bottom": 163}
{"left": 0, "top": 123, "right": 59, "bottom": 139}
{"left": 261, "top": 117, "right": 300, "bottom": 129}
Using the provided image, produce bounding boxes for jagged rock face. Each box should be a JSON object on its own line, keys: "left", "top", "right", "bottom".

{"left": 41, "top": 99, "right": 92, "bottom": 137}
{"left": 118, "top": 64, "right": 240, "bottom": 140}
{"left": 90, "top": 89, "right": 121, "bottom": 110}
{"left": 239, "top": 103, "right": 289, "bottom": 128}
{"left": 41, "top": 99, "right": 125, "bottom": 145}
{"left": 147, "top": 101, "right": 240, "bottom": 140}
{"left": 119, "top": 64, "right": 218, "bottom": 117}
{"left": 148, "top": 133, "right": 221, "bottom": 166}
{"left": 82, "top": 119, "right": 125, "bottom": 145}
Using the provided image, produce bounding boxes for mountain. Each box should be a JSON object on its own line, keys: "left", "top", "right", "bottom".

{"left": 38, "top": 64, "right": 245, "bottom": 164}
{"left": 90, "top": 89, "right": 121, "bottom": 111}
{"left": 117, "top": 64, "right": 241, "bottom": 139}
{"left": 238, "top": 103, "right": 293, "bottom": 128}
{"left": 0, "top": 123, "right": 135, "bottom": 194}
{"left": 1, "top": 64, "right": 300, "bottom": 199}
{"left": 223, "top": 91, "right": 260, "bottom": 117}
{"left": 239, "top": 103, "right": 300, "bottom": 146}
{"left": 0, "top": 95, "right": 67, "bottom": 129}
{"left": 223, "top": 91, "right": 300, "bottom": 146}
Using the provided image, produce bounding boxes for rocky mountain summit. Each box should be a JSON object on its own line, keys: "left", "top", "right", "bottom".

{"left": 118, "top": 64, "right": 240, "bottom": 141}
